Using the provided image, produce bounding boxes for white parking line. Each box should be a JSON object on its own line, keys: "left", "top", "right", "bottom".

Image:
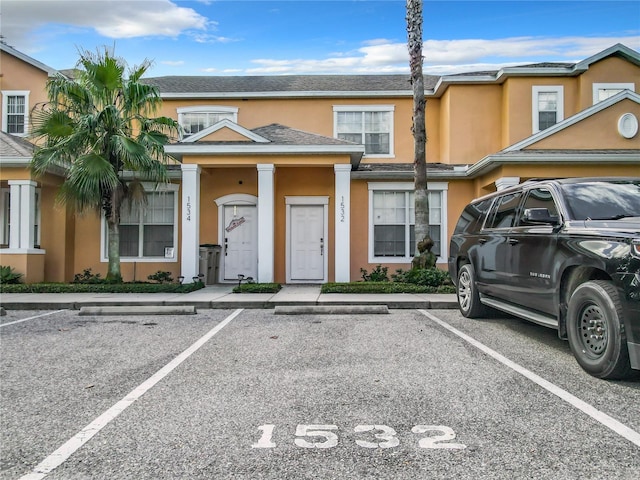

{"left": 0, "top": 310, "right": 67, "bottom": 328}
{"left": 19, "top": 308, "right": 244, "bottom": 480}
{"left": 418, "top": 310, "right": 640, "bottom": 448}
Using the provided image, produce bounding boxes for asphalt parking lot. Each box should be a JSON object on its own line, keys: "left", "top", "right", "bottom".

{"left": 1, "top": 308, "right": 639, "bottom": 479}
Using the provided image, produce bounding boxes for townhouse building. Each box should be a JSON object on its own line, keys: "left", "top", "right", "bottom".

{"left": 1, "top": 42, "right": 638, "bottom": 284}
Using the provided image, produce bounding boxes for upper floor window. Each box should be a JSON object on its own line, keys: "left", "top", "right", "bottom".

{"left": 593, "top": 83, "right": 634, "bottom": 104}
{"left": 101, "top": 184, "right": 179, "bottom": 261}
{"left": 177, "top": 106, "right": 238, "bottom": 138}
{"left": 368, "top": 182, "right": 448, "bottom": 263}
{"left": 334, "top": 105, "right": 394, "bottom": 157}
{"left": 2, "top": 91, "right": 29, "bottom": 136}
{"left": 532, "top": 86, "right": 563, "bottom": 133}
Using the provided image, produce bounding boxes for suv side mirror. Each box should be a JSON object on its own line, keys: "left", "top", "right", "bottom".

{"left": 523, "top": 208, "right": 559, "bottom": 225}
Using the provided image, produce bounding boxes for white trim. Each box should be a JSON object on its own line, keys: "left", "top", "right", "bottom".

{"left": 0, "top": 248, "right": 46, "bottom": 254}
{"left": 214, "top": 193, "right": 258, "bottom": 207}
{"left": 592, "top": 83, "right": 635, "bottom": 104}
{"left": 333, "top": 105, "right": 395, "bottom": 158}
{"left": 176, "top": 105, "right": 239, "bottom": 115}
{"left": 100, "top": 182, "right": 180, "bottom": 264}
{"left": 334, "top": 164, "right": 351, "bottom": 282}
{"left": 285, "top": 196, "right": 329, "bottom": 205}
{"left": 285, "top": 197, "right": 329, "bottom": 284}
{"left": 618, "top": 113, "right": 639, "bottom": 139}
{"left": 532, "top": 86, "right": 564, "bottom": 134}
{"left": 2, "top": 90, "right": 30, "bottom": 136}
{"left": 367, "top": 182, "right": 448, "bottom": 265}
{"left": 165, "top": 143, "right": 364, "bottom": 155}
{"left": 257, "top": 164, "right": 275, "bottom": 282}
{"left": 183, "top": 119, "right": 269, "bottom": 143}
{"left": 162, "top": 91, "right": 411, "bottom": 100}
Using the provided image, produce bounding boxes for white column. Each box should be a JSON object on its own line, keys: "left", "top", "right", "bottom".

{"left": 8, "top": 180, "right": 37, "bottom": 249}
{"left": 495, "top": 176, "right": 520, "bottom": 191}
{"left": 180, "top": 164, "right": 201, "bottom": 283}
{"left": 334, "top": 164, "right": 351, "bottom": 282}
{"left": 257, "top": 164, "right": 275, "bottom": 283}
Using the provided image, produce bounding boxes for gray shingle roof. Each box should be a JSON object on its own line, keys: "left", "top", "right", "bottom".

{"left": 251, "top": 124, "right": 357, "bottom": 146}
{"left": 0, "top": 131, "right": 34, "bottom": 158}
{"left": 144, "top": 74, "right": 441, "bottom": 94}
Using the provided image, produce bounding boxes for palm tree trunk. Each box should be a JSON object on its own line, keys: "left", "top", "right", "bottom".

{"left": 106, "top": 192, "right": 123, "bottom": 283}
{"left": 407, "top": 0, "right": 431, "bottom": 267}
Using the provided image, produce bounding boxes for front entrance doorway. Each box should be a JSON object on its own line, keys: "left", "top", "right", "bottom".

{"left": 286, "top": 197, "right": 328, "bottom": 283}
{"left": 222, "top": 204, "right": 258, "bottom": 281}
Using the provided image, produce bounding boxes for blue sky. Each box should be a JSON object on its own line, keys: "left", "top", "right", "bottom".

{"left": 2, "top": 0, "right": 639, "bottom": 77}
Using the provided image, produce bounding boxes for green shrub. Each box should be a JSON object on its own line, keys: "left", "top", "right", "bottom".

{"left": 391, "top": 267, "right": 451, "bottom": 287}
{"left": 0, "top": 282, "right": 205, "bottom": 294}
{"left": 360, "top": 265, "right": 389, "bottom": 282}
{"left": 0, "top": 266, "right": 22, "bottom": 285}
{"left": 233, "top": 283, "right": 282, "bottom": 293}
{"left": 321, "top": 282, "right": 454, "bottom": 294}
{"left": 147, "top": 271, "right": 174, "bottom": 284}
{"left": 73, "top": 268, "right": 104, "bottom": 284}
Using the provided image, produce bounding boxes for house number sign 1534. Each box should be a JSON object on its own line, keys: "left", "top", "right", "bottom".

{"left": 251, "top": 424, "right": 466, "bottom": 450}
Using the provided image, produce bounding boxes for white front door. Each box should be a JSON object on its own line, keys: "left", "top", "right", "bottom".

{"left": 223, "top": 205, "right": 258, "bottom": 281}
{"left": 290, "top": 205, "right": 325, "bottom": 281}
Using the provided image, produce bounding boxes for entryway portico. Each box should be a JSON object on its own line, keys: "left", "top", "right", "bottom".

{"left": 166, "top": 122, "right": 363, "bottom": 284}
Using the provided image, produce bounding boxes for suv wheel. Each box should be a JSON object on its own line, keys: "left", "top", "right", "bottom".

{"left": 457, "top": 264, "right": 487, "bottom": 318}
{"left": 566, "top": 280, "right": 632, "bottom": 379}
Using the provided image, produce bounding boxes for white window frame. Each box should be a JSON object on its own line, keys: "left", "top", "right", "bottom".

{"left": 333, "top": 105, "right": 395, "bottom": 158}
{"left": 2, "top": 90, "right": 30, "bottom": 136}
{"left": 0, "top": 186, "right": 41, "bottom": 247}
{"left": 367, "top": 182, "right": 448, "bottom": 265}
{"left": 176, "top": 105, "right": 238, "bottom": 138}
{"left": 100, "top": 183, "right": 179, "bottom": 262}
{"left": 592, "top": 83, "right": 635, "bottom": 104}
{"left": 532, "top": 86, "right": 563, "bottom": 133}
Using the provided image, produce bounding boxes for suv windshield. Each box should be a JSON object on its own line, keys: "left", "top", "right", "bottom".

{"left": 561, "top": 180, "right": 640, "bottom": 220}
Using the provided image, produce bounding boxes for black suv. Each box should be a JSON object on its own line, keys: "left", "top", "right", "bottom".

{"left": 448, "top": 177, "right": 640, "bottom": 380}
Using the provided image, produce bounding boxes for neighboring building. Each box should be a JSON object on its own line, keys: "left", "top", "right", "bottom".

{"left": 1, "top": 43, "right": 639, "bottom": 284}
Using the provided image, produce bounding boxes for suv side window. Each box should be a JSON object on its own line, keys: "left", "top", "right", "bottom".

{"left": 453, "top": 198, "right": 494, "bottom": 234}
{"left": 484, "top": 192, "right": 523, "bottom": 229}
{"left": 518, "top": 188, "right": 559, "bottom": 226}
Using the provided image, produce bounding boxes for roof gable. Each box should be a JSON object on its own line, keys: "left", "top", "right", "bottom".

{"left": 183, "top": 119, "right": 269, "bottom": 143}
{"left": 505, "top": 90, "right": 640, "bottom": 152}
{"left": 0, "top": 43, "right": 58, "bottom": 77}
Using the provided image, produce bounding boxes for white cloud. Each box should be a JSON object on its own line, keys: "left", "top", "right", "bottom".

{"left": 160, "top": 60, "right": 185, "bottom": 66}
{"left": 1, "top": 0, "right": 209, "bottom": 48}
{"left": 243, "top": 35, "right": 640, "bottom": 75}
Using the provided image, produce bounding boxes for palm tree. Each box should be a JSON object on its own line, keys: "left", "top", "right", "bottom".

{"left": 407, "top": 0, "right": 434, "bottom": 269}
{"left": 30, "top": 47, "right": 179, "bottom": 282}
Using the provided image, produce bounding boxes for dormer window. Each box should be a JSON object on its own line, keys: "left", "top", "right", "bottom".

{"left": 177, "top": 106, "right": 238, "bottom": 138}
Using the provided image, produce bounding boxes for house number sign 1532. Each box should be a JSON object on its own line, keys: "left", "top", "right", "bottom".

{"left": 251, "top": 424, "right": 466, "bottom": 450}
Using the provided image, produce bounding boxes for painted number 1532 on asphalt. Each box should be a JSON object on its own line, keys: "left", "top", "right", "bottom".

{"left": 252, "top": 424, "right": 466, "bottom": 450}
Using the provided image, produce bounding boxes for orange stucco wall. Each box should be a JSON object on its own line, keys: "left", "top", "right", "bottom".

{"left": 0, "top": 51, "right": 50, "bottom": 136}
{"left": 528, "top": 99, "right": 640, "bottom": 149}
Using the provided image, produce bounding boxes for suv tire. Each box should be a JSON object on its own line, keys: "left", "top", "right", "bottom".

{"left": 457, "top": 264, "right": 487, "bottom": 318}
{"left": 566, "top": 280, "right": 632, "bottom": 379}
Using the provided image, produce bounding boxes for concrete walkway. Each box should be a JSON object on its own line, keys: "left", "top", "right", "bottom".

{"left": 0, "top": 284, "right": 458, "bottom": 311}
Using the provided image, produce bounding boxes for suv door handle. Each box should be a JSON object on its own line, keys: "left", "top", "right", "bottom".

{"left": 508, "top": 238, "right": 519, "bottom": 245}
